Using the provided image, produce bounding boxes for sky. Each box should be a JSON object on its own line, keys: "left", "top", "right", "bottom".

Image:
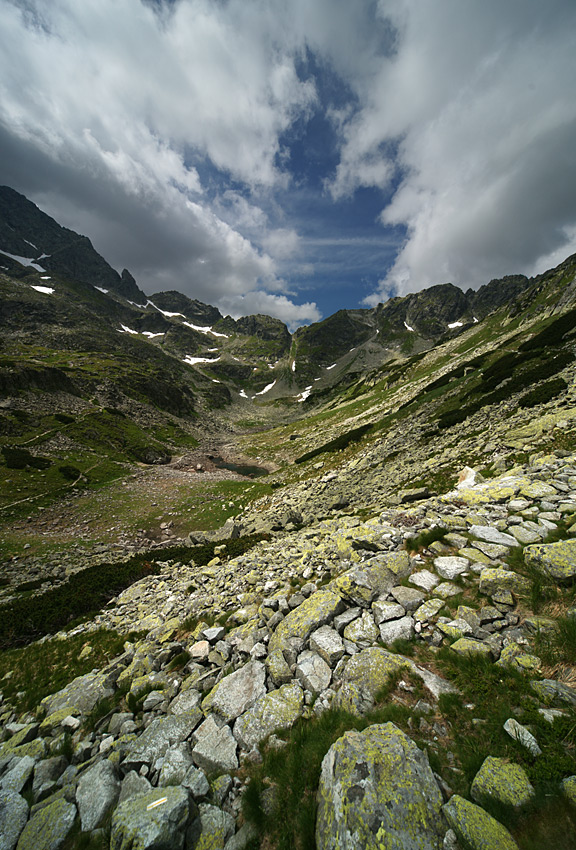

{"left": 1, "top": 0, "right": 576, "bottom": 329}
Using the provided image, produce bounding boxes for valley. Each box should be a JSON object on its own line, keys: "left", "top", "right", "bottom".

{"left": 3, "top": 187, "right": 576, "bottom": 848}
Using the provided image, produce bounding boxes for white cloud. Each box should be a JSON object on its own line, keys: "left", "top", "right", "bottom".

{"left": 218, "top": 291, "right": 320, "bottom": 331}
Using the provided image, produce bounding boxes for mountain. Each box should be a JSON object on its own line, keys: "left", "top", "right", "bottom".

{"left": 3, "top": 188, "right": 576, "bottom": 848}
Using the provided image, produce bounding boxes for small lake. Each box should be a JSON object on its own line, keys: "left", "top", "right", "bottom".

{"left": 208, "top": 455, "right": 269, "bottom": 478}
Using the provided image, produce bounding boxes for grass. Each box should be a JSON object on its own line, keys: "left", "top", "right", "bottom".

{"left": 404, "top": 526, "right": 448, "bottom": 554}
{"left": 0, "top": 629, "right": 139, "bottom": 713}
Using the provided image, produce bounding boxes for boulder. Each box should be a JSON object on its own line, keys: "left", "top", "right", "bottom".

{"left": 186, "top": 803, "right": 235, "bottom": 850}
{"left": 0, "top": 789, "right": 28, "bottom": 850}
{"left": 335, "top": 647, "right": 410, "bottom": 715}
{"left": 379, "top": 616, "right": 414, "bottom": 644}
{"left": 15, "top": 797, "right": 76, "bottom": 850}
{"left": 469, "top": 526, "right": 519, "bottom": 548}
{"left": 158, "top": 744, "right": 195, "bottom": 786}
{"left": 316, "top": 723, "right": 444, "bottom": 850}
{"left": 123, "top": 713, "right": 200, "bottom": 772}
{"left": 295, "top": 652, "right": 332, "bottom": 694}
{"left": 443, "top": 794, "right": 519, "bottom": 850}
{"left": 309, "top": 626, "right": 344, "bottom": 666}
{"left": 76, "top": 759, "right": 120, "bottom": 831}
{"left": 343, "top": 611, "right": 379, "bottom": 646}
{"left": 191, "top": 724, "right": 238, "bottom": 774}
{"left": 434, "top": 556, "right": 470, "bottom": 580}
{"left": 524, "top": 539, "right": 576, "bottom": 581}
{"left": 478, "top": 569, "right": 530, "bottom": 597}
{"left": 471, "top": 757, "right": 534, "bottom": 808}
{"left": 233, "top": 683, "right": 304, "bottom": 751}
{"left": 110, "top": 787, "right": 189, "bottom": 850}
{"left": 40, "top": 671, "right": 114, "bottom": 717}
{"left": 201, "top": 661, "right": 267, "bottom": 722}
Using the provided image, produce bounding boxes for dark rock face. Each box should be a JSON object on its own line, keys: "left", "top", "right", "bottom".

{"left": 148, "top": 291, "right": 222, "bottom": 326}
{"left": 0, "top": 186, "right": 146, "bottom": 302}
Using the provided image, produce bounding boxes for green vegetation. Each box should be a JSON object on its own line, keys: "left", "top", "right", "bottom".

{"left": 0, "top": 629, "right": 138, "bottom": 712}
{"left": 295, "top": 423, "right": 373, "bottom": 464}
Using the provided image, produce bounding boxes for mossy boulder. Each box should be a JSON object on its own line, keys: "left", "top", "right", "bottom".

{"left": 316, "top": 723, "right": 444, "bottom": 850}
{"left": 334, "top": 647, "right": 410, "bottom": 715}
{"left": 524, "top": 540, "right": 576, "bottom": 581}
{"left": 16, "top": 797, "right": 76, "bottom": 850}
{"left": 471, "top": 757, "right": 534, "bottom": 808}
{"left": 233, "top": 682, "right": 304, "bottom": 751}
{"left": 110, "top": 787, "right": 189, "bottom": 850}
{"left": 443, "top": 794, "right": 519, "bottom": 850}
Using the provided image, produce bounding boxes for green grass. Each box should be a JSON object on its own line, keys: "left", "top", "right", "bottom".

{"left": 0, "top": 629, "right": 139, "bottom": 713}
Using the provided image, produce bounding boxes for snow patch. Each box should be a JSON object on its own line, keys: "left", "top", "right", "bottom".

{"left": 256, "top": 380, "right": 276, "bottom": 396}
{"left": 119, "top": 324, "right": 138, "bottom": 334}
{"left": 41, "top": 275, "right": 51, "bottom": 280}
{"left": 182, "top": 320, "right": 212, "bottom": 333}
{"left": 404, "top": 321, "right": 415, "bottom": 332}
{"left": 147, "top": 300, "right": 185, "bottom": 318}
{"left": 0, "top": 249, "right": 46, "bottom": 272}
{"left": 183, "top": 355, "right": 221, "bottom": 366}
{"left": 473, "top": 316, "right": 479, "bottom": 324}
{"left": 127, "top": 300, "right": 147, "bottom": 308}
{"left": 239, "top": 389, "right": 249, "bottom": 399}
{"left": 142, "top": 331, "right": 165, "bottom": 339}
{"left": 212, "top": 379, "right": 221, "bottom": 383}
{"left": 94, "top": 286, "right": 108, "bottom": 294}
{"left": 30, "top": 285, "right": 54, "bottom": 295}
{"left": 23, "top": 239, "right": 37, "bottom": 250}
{"left": 448, "top": 321, "right": 463, "bottom": 329}
{"left": 326, "top": 363, "right": 337, "bottom": 370}
{"left": 297, "top": 386, "right": 313, "bottom": 402}
{"left": 291, "top": 360, "right": 296, "bottom": 372}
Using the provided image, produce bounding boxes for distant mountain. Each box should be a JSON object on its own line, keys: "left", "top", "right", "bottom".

{"left": 0, "top": 186, "right": 146, "bottom": 302}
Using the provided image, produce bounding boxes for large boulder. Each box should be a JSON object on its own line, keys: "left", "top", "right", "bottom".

{"left": 524, "top": 539, "right": 576, "bottom": 581}
{"left": 122, "top": 713, "right": 200, "bottom": 773}
{"left": 76, "top": 759, "right": 120, "bottom": 831}
{"left": 186, "top": 803, "right": 235, "bottom": 850}
{"left": 443, "top": 794, "right": 519, "bottom": 850}
{"left": 40, "top": 671, "right": 114, "bottom": 717}
{"left": 470, "top": 757, "right": 534, "bottom": 808}
{"left": 334, "top": 647, "right": 410, "bottom": 715}
{"left": 201, "top": 661, "right": 266, "bottom": 722}
{"left": 110, "top": 787, "right": 189, "bottom": 850}
{"left": 0, "top": 789, "right": 28, "bottom": 850}
{"left": 16, "top": 797, "right": 76, "bottom": 850}
{"left": 234, "top": 683, "right": 304, "bottom": 751}
{"left": 316, "top": 723, "right": 444, "bottom": 850}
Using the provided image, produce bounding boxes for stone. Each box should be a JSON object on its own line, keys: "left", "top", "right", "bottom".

{"left": 562, "top": 776, "right": 576, "bottom": 804}
{"left": 316, "top": 723, "right": 444, "bottom": 850}
{"left": 186, "top": 802, "right": 235, "bottom": 850}
{"left": 450, "top": 638, "right": 493, "bottom": 658}
{"left": 479, "top": 569, "right": 530, "bottom": 597}
{"left": 76, "top": 759, "right": 120, "bottom": 832}
{"left": 390, "top": 586, "right": 425, "bottom": 611}
{"left": 372, "top": 599, "right": 405, "bottom": 624}
{"left": 343, "top": 611, "right": 379, "bottom": 646}
{"left": 40, "top": 671, "right": 114, "bottom": 718}
{"left": 435, "top": 582, "right": 462, "bottom": 598}
{"left": 110, "top": 787, "right": 189, "bottom": 850}
{"left": 309, "top": 626, "right": 344, "bottom": 666}
{"left": 1, "top": 756, "right": 35, "bottom": 794}
{"left": 503, "top": 719, "right": 542, "bottom": 756}
{"left": 409, "top": 570, "right": 439, "bottom": 591}
{"left": 191, "top": 723, "right": 238, "bottom": 774}
{"left": 335, "top": 648, "right": 410, "bottom": 715}
{"left": 182, "top": 766, "right": 209, "bottom": 799}
{"left": 266, "top": 588, "right": 344, "bottom": 685}
{"left": 0, "top": 789, "right": 28, "bottom": 850}
{"left": 118, "top": 771, "right": 152, "bottom": 805}
{"left": 434, "top": 556, "right": 470, "bottom": 580}
{"left": 15, "top": 797, "right": 76, "bottom": 850}
{"left": 123, "top": 713, "right": 200, "bottom": 772}
{"left": 168, "top": 689, "right": 202, "bottom": 716}
{"left": 201, "top": 661, "right": 266, "bottom": 722}
{"left": 158, "top": 744, "right": 195, "bottom": 786}
{"left": 379, "top": 616, "right": 414, "bottom": 644}
{"left": 413, "top": 598, "right": 444, "bottom": 624}
{"left": 531, "top": 679, "right": 576, "bottom": 707}
{"left": 233, "top": 683, "right": 304, "bottom": 751}
{"left": 471, "top": 757, "right": 534, "bottom": 808}
{"left": 295, "top": 652, "right": 332, "bottom": 694}
{"left": 524, "top": 539, "right": 576, "bottom": 581}
{"left": 469, "top": 525, "right": 519, "bottom": 547}
{"left": 443, "top": 794, "right": 519, "bottom": 850}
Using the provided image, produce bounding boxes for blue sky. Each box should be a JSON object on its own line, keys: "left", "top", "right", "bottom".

{"left": 1, "top": 0, "right": 576, "bottom": 328}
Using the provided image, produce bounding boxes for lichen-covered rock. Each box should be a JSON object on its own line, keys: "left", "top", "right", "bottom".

{"left": 158, "top": 744, "right": 195, "bottom": 787}
{"left": 379, "top": 616, "right": 414, "bottom": 644}
{"left": 524, "top": 539, "right": 576, "bottom": 581}
{"left": 76, "top": 758, "right": 120, "bottom": 831}
{"left": 562, "top": 775, "right": 576, "bottom": 804}
{"left": 110, "top": 787, "right": 189, "bottom": 850}
{"left": 123, "top": 713, "right": 200, "bottom": 772}
{"left": 343, "top": 611, "right": 379, "bottom": 646}
{"left": 16, "top": 797, "right": 76, "bottom": 850}
{"left": 309, "top": 626, "right": 344, "bottom": 666}
{"left": 267, "top": 588, "right": 344, "bottom": 685}
{"left": 40, "top": 671, "right": 114, "bottom": 717}
{"left": 201, "top": 661, "right": 266, "bottom": 722}
{"left": 0, "top": 789, "right": 28, "bottom": 850}
{"left": 434, "top": 556, "right": 470, "bottom": 580}
{"left": 469, "top": 526, "right": 519, "bottom": 548}
{"left": 295, "top": 651, "right": 332, "bottom": 693}
{"left": 316, "top": 723, "right": 444, "bottom": 850}
{"left": 450, "top": 638, "right": 493, "bottom": 658}
{"left": 531, "top": 679, "right": 576, "bottom": 706}
{"left": 233, "top": 682, "right": 304, "bottom": 750}
{"left": 471, "top": 757, "right": 534, "bottom": 808}
{"left": 191, "top": 723, "right": 238, "bottom": 774}
{"left": 334, "top": 648, "right": 410, "bottom": 715}
{"left": 478, "top": 569, "right": 530, "bottom": 597}
{"left": 503, "top": 719, "right": 542, "bottom": 756}
{"left": 186, "top": 802, "right": 235, "bottom": 850}
{"left": 443, "top": 794, "right": 519, "bottom": 850}
{"left": 1, "top": 756, "right": 36, "bottom": 794}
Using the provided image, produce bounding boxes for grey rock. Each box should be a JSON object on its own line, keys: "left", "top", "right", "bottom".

{"left": 316, "top": 722, "right": 444, "bottom": 850}
{"left": 168, "top": 688, "right": 202, "bottom": 716}
{"left": 123, "top": 713, "right": 200, "bottom": 772}
{"left": 110, "top": 787, "right": 189, "bottom": 850}
{"left": 469, "top": 525, "right": 519, "bottom": 548}
{"left": 16, "top": 797, "right": 76, "bottom": 850}
{"left": 233, "top": 683, "right": 304, "bottom": 751}
{"left": 158, "top": 744, "right": 195, "bottom": 786}
{"left": 186, "top": 803, "right": 235, "bottom": 850}
{"left": 434, "top": 557, "right": 470, "bottom": 580}
{"left": 224, "top": 822, "right": 258, "bottom": 850}
{"left": 182, "top": 766, "right": 209, "bottom": 799}
{"left": 409, "top": 569, "right": 439, "bottom": 591}
{"left": 309, "top": 626, "right": 344, "bottom": 666}
{"left": 118, "top": 771, "right": 152, "bottom": 805}
{"left": 191, "top": 723, "right": 238, "bottom": 774}
{"left": 32, "top": 757, "right": 68, "bottom": 803}
{"left": 76, "top": 759, "right": 120, "bottom": 832}
{"left": 0, "top": 789, "right": 28, "bottom": 850}
{"left": 372, "top": 599, "right": 405, "bottom": 625}
{"left": 379, "top": 616, "right": 415, "bottom": 644}
{"left": 1, "top": 756, "right": 35, "bottom": 794}
{"left": 503, "top": 718, "right": 542, "bottom": 756}
{"left": 40, "top": 671, "right": 114, "bottom": 717}
{"left": 343, "top": 611, "right": 379, "bottom": 647}
{"left": 201, "top": 661, "right": 267, "bottom": 722}
{"left": 390, "top": 586, "right": 425, "bottom": 612}
{"left": 295, "top": 651, "right": 332, "bottom": 694}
